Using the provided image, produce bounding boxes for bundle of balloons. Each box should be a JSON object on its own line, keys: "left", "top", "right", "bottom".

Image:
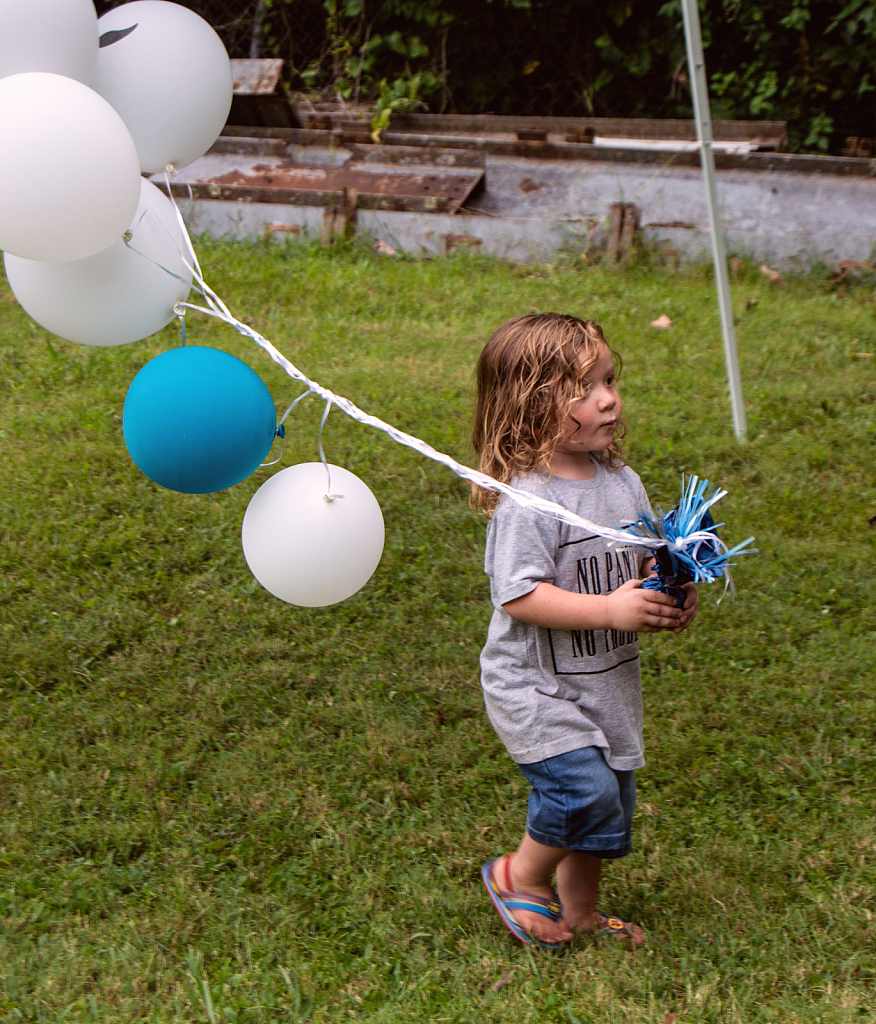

{"left": 0, "top": 0, "right": 385, "bottom": 608}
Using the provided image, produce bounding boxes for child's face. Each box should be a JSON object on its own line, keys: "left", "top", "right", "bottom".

{"left": 557, "top": 344, "right": 622, "bottom": 454}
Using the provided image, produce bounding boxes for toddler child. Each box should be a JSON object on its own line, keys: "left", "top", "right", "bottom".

{"left": 472, "top": 313, "right": 698, "bottom": 949}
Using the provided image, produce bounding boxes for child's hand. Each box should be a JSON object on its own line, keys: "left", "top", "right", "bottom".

{"left": 668, "top": 583, "right": 699, "bottom": 633}
{"left": 606, "top": 579, "right": 684, "bottom": 633}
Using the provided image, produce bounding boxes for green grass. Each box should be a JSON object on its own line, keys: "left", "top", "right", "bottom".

{"left": 2, "top": 238, "right": 875, "bottom": 1023}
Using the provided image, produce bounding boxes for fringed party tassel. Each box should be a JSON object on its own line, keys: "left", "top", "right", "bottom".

{"left": 625, "top": 475, "right": 756, "bottom": 607}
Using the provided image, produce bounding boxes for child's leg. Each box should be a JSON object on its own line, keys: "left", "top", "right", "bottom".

{"left": 487, "top": 747, "right": 642, "bottom": 946}
{"left": 556, "top": 853, "right": 645, "bottom": 945}
{"left": 499, "top": 834, "right": 573, "bottom": 944}
{"left": 555, "top": 849, "right": 601, "bottom": 927}
{"left": 555, "top": 758, "right": 645, "bottom": 945}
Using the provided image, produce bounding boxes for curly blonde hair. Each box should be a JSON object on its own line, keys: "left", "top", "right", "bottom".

{"left": 471, "top": 313, "right": 625, "bottom": 516}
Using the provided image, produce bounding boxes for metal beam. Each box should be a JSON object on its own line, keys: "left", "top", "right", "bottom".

{"left": 681, "top": 0, "right": 747, "bottom": 440}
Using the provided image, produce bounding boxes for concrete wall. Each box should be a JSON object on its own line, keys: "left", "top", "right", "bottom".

{"left": 178, "top": 147, "right": 876, "bottom": 266}
{"left": 468, "top": 156, "right": 876, "bottom": 265}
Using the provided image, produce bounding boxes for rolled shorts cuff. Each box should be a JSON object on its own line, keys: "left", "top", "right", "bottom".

{"left": 525, "top": 825, "right": 632, "bottom": 859}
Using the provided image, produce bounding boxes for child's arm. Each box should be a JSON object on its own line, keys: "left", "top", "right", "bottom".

{"left": 504, "top": 579, "right": 683, "bottom": 634}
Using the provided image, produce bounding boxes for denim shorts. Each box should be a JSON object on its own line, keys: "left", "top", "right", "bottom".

{"left": 517, "top": 746, "right": 636, "bottom": 858}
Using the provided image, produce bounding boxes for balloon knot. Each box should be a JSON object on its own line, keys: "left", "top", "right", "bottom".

{"left": 323, "top": 494, "right": 335, "bottom": 503}
{"left": 173, "top": 301, "right": 186, "bottom": 316}
{"left": 123, "top": 229, "right": 133, "bottom": 244}
{"left": 275, "top": 424, "right": 286, "bottom": 439}
{"left": 165, "top": 163, "right": 175, "bottom": 174}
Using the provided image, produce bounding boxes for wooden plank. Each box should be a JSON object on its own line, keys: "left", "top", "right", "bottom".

{"left": 222, "top": 125, "right": 316, "bottom": 141}
{"left": 386, "top": 112, "right": 787, "bottom": 147}
{"left": 157, "top": 180, "right": 451, "bottom": 214}
{"left": 606, "top": 202, "right": 624, "bottom": 266}
{"left": 231, "top": 58, "right": 284, "bottom": 95}
{"left": 321, "top": 188, "right": 357, "bottom": 244}
{"left": 211, "top": 136, "right": 289, "bottom": 157}
{"left": 344, "top": 143, "right": 484, "bottom": 168}
{"left": 342, "top": 186, "right": 358, "bottom": 236}
{"left": 516, "top": 129, "right": 548, "bottom": 142}
{"left": 216, "top": 127, "right": 876, "bottom": 178}
{"left": 620, "top": 202, "right": 638, "bottom": 256}
{"left": 445, "top": 233, "right": 482, "bottom": 253}
{"left": 320, "top": 208, "right": 339, "bottom": 245}
{"left": 228, "top": 58, "right": 298, "bottom": 129}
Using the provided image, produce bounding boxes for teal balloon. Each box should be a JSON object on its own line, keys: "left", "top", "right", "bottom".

{"left": 123, "top": 346, "right": 276, "bottom": 494}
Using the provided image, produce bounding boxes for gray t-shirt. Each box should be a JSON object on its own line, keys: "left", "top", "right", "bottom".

{"left": 480, "top": 461, "right": 652, "bottom": 769}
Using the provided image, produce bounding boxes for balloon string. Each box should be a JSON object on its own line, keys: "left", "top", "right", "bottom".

{"left": 318, "top": 399, "right": 338, "bottom": 501}
{"left": 261, "top": 390, "right": 314, "bottom": 469}
{"left": 158, "top": 188, "right": 740, "bottom": 556}
{"left": 278, "top": 388, "right": 314, "bottom": 426}
{"left": 125, "top": 212, "right": 213, "bottom": 316}
{"left": 125, "top": 232, "right": 192, "bottom": 292}
{"left": 164, "top": 170, "right": 206, "bottom": 286}
{"left": 260, "top": 441, "right": 283, "bottom": 467}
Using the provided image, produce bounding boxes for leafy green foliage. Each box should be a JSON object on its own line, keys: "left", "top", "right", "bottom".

{"left": 2, "top": 240, "right": 876, "bottom": 1020}
{"left": 96, "top": 0, "right": 876, "bottom": 152}
{"left": 696, "top": 0, "right": 876, "bottom": 151}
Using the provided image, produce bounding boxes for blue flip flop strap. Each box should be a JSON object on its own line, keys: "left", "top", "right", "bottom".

{"left": 483, "top": 860, "right": 562, "bottom": 921}
{"left": 502, "top": 894, "right": 562, "bottom": 921}
{"left": 482, "top": 860, "right": 566, "bottom": 951}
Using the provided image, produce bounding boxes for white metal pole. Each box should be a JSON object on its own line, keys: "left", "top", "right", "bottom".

{"left": 680, "top": 0, "right": 747, "bottom": 440}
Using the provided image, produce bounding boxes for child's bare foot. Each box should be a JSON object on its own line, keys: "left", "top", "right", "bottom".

{"left": 567, "top": 910, "right": 645, "bottom": 947}
{"left": 502, "top": 855, "right": 573, "bottom": 945}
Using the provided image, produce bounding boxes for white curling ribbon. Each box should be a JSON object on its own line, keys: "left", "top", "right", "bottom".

{"left": 148, "top": 182, "right": 750, "bottom": 561}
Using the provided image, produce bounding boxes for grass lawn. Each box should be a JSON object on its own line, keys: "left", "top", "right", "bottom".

{"left": 1, "top": 239, "right": 875, "bottom": 1023}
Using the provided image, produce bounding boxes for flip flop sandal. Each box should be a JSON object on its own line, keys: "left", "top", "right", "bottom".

{"left": 593, "top": 910, "right": 643, "bottom": 944}
{"left": 481, "top": 855, "right": 566, "bottom": 951}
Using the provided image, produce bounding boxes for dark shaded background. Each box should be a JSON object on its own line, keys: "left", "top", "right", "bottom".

{"left": 93, "top": 1, "right": 876, "bottom": 154}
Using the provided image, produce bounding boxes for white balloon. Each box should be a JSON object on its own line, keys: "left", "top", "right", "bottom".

{"left": 0, "top": 0, "right": 98, "bottom": 85}
{"left": 4, "top": 179, "right": 193, "bottom": 347}
{"left": 242, "top": 464, "right": 386, "bottom": 608}
{"left": 0, "top": 73, "right": 141, "bottom": 262}
{"left": 94, "top": 1, "right": 233, "bottom": 173}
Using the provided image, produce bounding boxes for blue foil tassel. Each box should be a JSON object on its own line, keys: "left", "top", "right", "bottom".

{"left": 624, "top": 475, "right": 756, "bottom": 606}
